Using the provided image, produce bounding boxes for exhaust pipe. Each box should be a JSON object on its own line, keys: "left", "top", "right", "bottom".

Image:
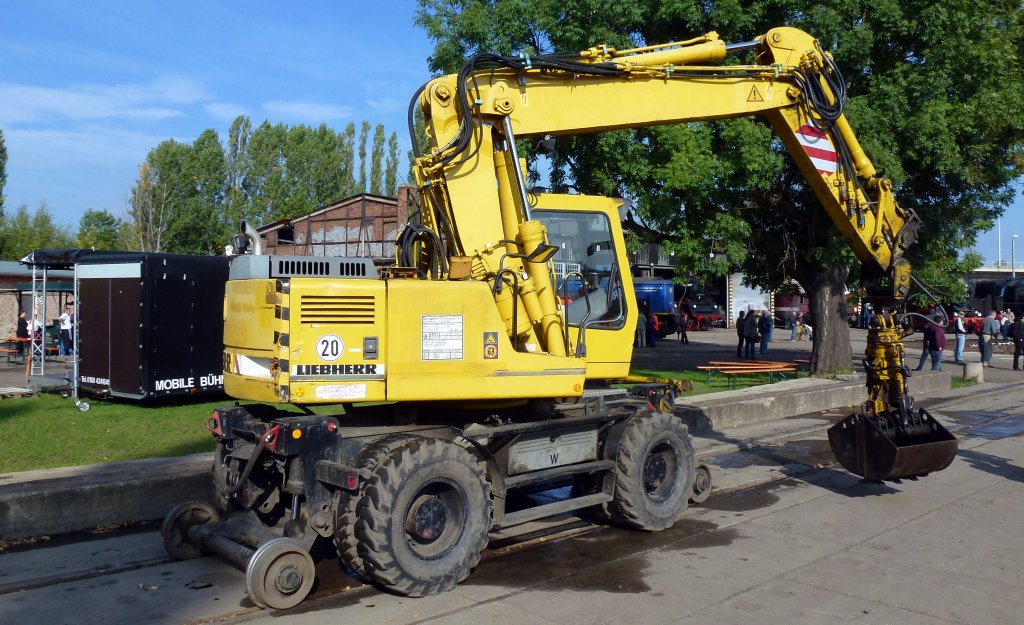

{"left": 241, "top": 221, "right": 264, "bottom": 255}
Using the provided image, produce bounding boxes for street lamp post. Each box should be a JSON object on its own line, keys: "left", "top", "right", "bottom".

{"left": 1013, "top": 234, "right": 1019, "bottom": 279}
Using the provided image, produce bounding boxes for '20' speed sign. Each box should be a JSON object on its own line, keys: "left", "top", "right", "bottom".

{"left": 316, "top": 334, "right": 344, "bottom": 362}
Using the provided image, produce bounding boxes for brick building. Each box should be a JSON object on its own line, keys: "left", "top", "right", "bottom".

{"left": 258, "top": 187, "right": 414, "bottom": 263}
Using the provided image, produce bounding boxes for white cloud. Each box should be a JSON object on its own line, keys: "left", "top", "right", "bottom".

{"left": 263, "top": 100, "right": 353, "bottom": 123}
{"left": 205, "top": 102, "right": 248, "bottom": 122}
{"left": 0, "top": 75, "right": 207, "bottom": 124}
{"left": 366, "top": 97, "right": 405, "bottom": 114}
{"left": 3, "top": 126, "right": 167, "bottom": 222}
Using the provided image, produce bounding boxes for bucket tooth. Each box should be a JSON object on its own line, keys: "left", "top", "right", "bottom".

{"left": 828, "top": 408, "right": 957, "bottom": 482}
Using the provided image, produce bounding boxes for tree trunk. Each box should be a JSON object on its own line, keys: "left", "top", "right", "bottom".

{"left": 794, "top": 262, "right": 852, "bottom": 376}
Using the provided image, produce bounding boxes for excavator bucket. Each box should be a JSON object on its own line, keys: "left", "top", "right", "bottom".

{"left": 827, "top": 409, "right": 958, "bottom": 482}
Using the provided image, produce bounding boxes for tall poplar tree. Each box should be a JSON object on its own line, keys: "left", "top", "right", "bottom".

{"left": 370, "top": 124, "right": 386, "bottom": 195}
{"left": 385, "top": 131, "right": 400, "bottom": 196}
{"left": 358, "top": 121, "right": 371, "bottom": 193}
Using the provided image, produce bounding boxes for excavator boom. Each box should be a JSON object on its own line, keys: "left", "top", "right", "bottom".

{"left": 411, "top": 26, "right": 955, "bottom": 481}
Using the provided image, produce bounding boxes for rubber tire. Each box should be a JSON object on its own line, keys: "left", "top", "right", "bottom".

{"left": 334, "top": 434, "right": 419, "bottom": 579}
{"left": 355, "top": 438, "right": 493, "bottom": 597}
{"left": 610, "top": 412, "right": 695, "bottom": 531}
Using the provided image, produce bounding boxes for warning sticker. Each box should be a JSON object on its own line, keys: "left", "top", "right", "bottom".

{"left": 747, "top": 85, "right": 764, "bottom": 102}
{"left": 422, "top": 315, "right": 463, "bottom": 360}
{"left": 483, "top": 331, "right": 499, "bottom": 360}
{"left": 315, "top": 384, "right": 367, "bottom": 400}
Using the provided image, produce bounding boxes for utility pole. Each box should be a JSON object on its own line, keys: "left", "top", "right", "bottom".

{"left": 998, "top": 218, "right": 1002, "bottom": 267}
{"left": 1013, "top": 234, "right": 1019, "bottom": 279}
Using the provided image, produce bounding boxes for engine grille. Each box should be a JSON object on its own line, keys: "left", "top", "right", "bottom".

{"left": 270, "top": 256, "right": 377, "bottom": 279}
{"left": 300, "top": 295, "right": 376, "bottom": 325}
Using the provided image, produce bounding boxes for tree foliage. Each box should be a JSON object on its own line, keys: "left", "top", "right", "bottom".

{"left": 125, "top": 116, "right": 402, "bottom": 254}
{"left": 416, "top": 0, "right": 1024, "bottom": 373}
{"left": 1, "top": 203, "right": 75, "bottom": 259}
{"left": 77, "top": 209, "right": 124, "bottom": 250}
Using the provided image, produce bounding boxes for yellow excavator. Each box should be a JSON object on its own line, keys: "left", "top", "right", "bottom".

{"left": 161, "top": 26, "right": 956, "bottom": 609}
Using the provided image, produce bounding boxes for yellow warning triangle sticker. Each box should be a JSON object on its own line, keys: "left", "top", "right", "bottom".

{"left": 747, "top": 86, "right": 764, "bottom": 102}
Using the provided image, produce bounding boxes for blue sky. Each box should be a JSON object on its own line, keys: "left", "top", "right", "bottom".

{"left": 1, "top": 1, "right": 434, "bottom": 223}
{"left": 1, "top": 1, "right": 1020, "bottom": 266}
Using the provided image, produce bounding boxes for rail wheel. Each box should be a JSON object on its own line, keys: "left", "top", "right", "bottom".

{"left": 245, "top": 537, "right": 315, "bottom": 610}
{"left": 160, "top": 501, "right": 221, "bottom": 560}
{"left": 689, "top": 462, "right": 713, "bottom": 504}
{"left": 610, "top": 412, "right": 695, "bottom": 530}
{"left": 334, "top": 434, "right": 419, "bottom": 579}
{"left": 355, "top": 438, "right": 493, "bottom": 597}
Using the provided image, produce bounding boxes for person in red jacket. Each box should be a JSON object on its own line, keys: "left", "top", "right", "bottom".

{"left": 913, "top": 314, "right": 947, "bottom": 372}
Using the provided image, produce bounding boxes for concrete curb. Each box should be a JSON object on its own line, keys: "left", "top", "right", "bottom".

{"left": 0, "top": 371, "right": 951, "bottom": 541}
{"left": 675, "top": 370, "right": 951, "bottom": 432}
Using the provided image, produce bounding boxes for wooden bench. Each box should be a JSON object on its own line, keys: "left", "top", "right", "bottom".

{"left": 696, "top": 364, "right": 797, "bottom": 388}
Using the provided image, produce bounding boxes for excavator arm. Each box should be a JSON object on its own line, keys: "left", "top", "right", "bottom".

{"left": 408, "top": 26, "right": 956, "bottom": 481}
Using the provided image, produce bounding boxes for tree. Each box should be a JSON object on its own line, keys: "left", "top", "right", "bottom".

{"left": 77, "top": 209, "right": 123, "bottom": 250}
{"left": 127, "top": 162, "right": 172, "bottom": 252}
{"left": 385, "top": 131, "right": 400, "bottom": 196}
{"left": 0, "top": 129, "right": 7, "bottom": 212}
{"left": 370, "top": 124, "right": 386, "bottom": 195}
{"left": 226, "top": 115, "right": 253, "bottom": 234}
{"left": 358, "top": 120, "right": 371, "bottom": 193}
{"left": 0, "top": 129, "right": 8, "bottom": 258}
{"left": 341, "top": 122, "right": 357, "bottom": 196}
{"left": 4, "top": 202, "right": 74, "bottom": 259}
{"left": 416, "top": 0, "right": 1024, "bottom": 374}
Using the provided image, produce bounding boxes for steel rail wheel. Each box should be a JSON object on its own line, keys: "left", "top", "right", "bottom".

{"left": 245, "top": 537, "right": 315, "bottom": 610}
{"left": 610, "top": 412, "right": 695, "bottom": 530}
{"left": 689, "top": 462, "right": 713, "bottom": 504}
{"left": 160, "top": 501, "right": 221, "bottom": 560}
{"left": 355, "top": 438, "right": 493, "bottom": 597}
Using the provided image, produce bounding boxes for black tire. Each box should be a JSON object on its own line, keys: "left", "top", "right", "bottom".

{"left": 610, "top": 412, "right": 695, "bottom": 531}
{"left": 334, "top": 434, "right": 419, "bottom": 579}
{"left": 355, "top": 438, "right": 493, "bottom": 597}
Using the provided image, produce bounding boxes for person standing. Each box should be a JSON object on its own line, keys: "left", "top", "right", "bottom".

{"left": 981, "top": 310, "right": 999, "bottom": 367}
{"left": 735, "top": 310, "right": 746, "bottom": 358}
{"left": 758, "top": 309, "right": 772, "bottom": 354}
{"left": 743, "top": 310, "right": 760, "bottom": 359}
{"left": 678, "top": 310, "right": 689, "bottom": 344}
{"left": 913, "top": 315, "right": 947, "bottom": 372}
{"left": 952, "top": 312, "right": 967, "bottom": 364}
{"left": 1010, "top": 311, "right": 1024, "bottom": 371}
{"left": 58, "top": 305, "right": 74, "bottom": 356}
{"left": 15, "top": 310, "right": 29, "bottom": 357}
{"left": 647, "top": 311, "right": 659, "bottom": 348}
{"left": 1002, "top": 310, "right": 1015, "bottom": 341}
{"left": 635, "top": 310, "right": 647, "bottom": 348}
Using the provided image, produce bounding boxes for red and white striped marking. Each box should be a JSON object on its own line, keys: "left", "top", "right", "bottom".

{"left": 795, "top": 124, "right": 838, "bottom": 175}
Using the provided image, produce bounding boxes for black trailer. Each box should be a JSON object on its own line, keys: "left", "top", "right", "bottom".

{"left": 76, "top": 252, "right": 230, "bottom": 400}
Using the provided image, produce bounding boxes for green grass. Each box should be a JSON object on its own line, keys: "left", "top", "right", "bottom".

{"left": 951, "top": 376, "right": 979, "bottom": 389}
{"left": 0, "top": 394, "right": 231, "bottom": 473}
{"left": 1, "top": 367, "right": 786, "bottom": 474}
{"left": 628, "top": 368, "right": 792, "bottom": 395}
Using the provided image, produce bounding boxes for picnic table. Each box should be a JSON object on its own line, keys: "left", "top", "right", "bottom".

{"left": 697, "top": 360, "right": 801, "bottom": 388}
{"left": 2, "top": 337, "right": 29, "bottom": 365}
